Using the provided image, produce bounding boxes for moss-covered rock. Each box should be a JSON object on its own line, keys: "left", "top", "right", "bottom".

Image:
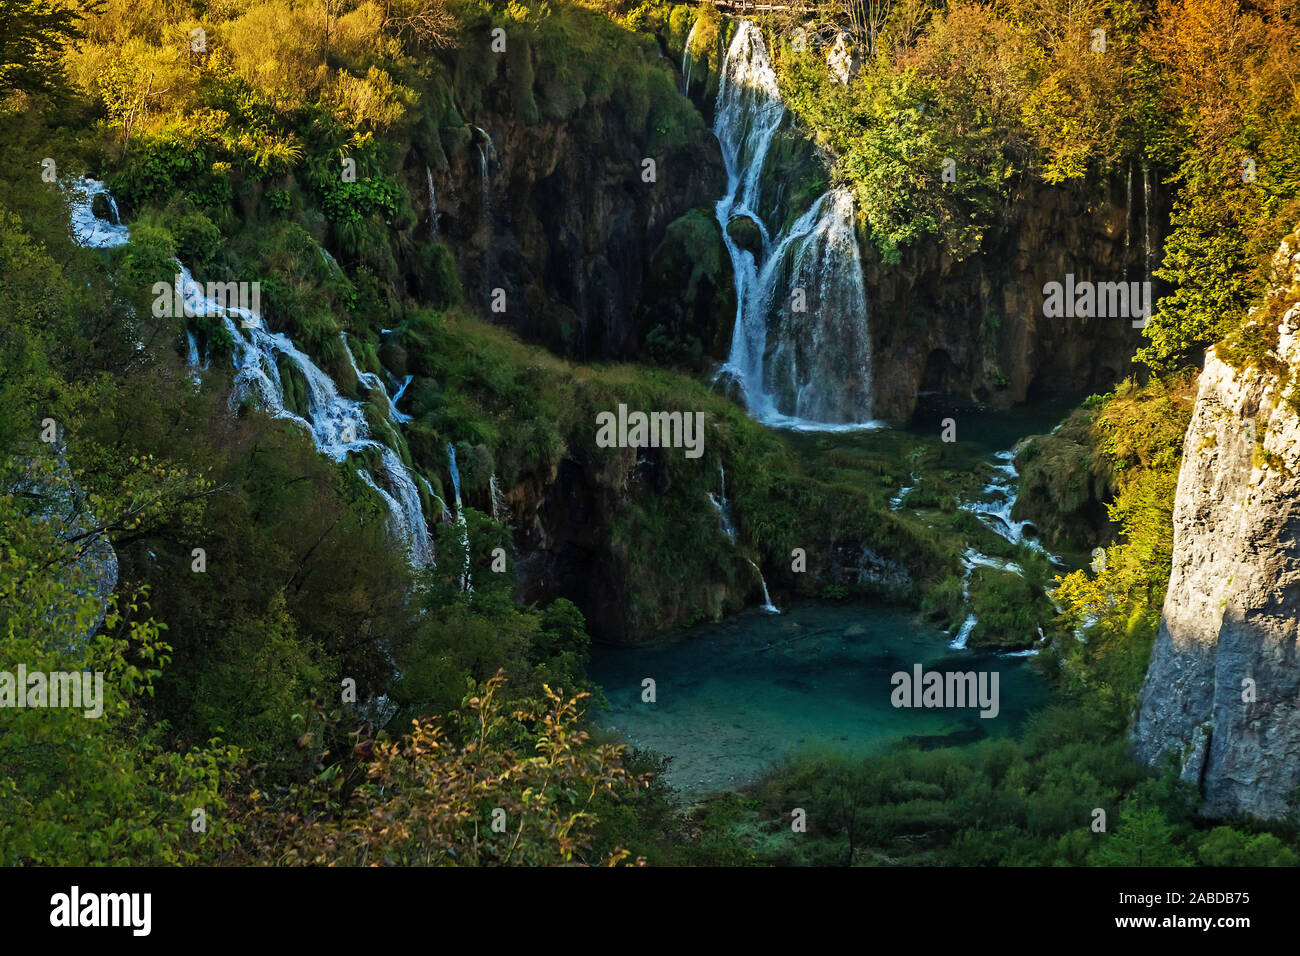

{"left": 726, "top": 214, "right": 762, "bottom": 257}
{"left": 638, "top": 206, "right": 736, "bottom": 369}
{"left": 1013, "top": 408, "right": 1115, "bottom": 552}
{"left": 966, "top": 566, "right": 1052, "bottom": 651}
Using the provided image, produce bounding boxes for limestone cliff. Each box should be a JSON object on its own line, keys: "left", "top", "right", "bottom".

{"left": 1134, "top": 230, "right": 1300, "bottom": 820}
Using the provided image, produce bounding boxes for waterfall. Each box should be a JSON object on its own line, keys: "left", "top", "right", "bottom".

{"left": 712, "top": 22, "right": 877, "bottom": 430}
{"left": 706, "top": 462, "right": 778, "bottom": 613}
{"left": 1123, "top": 162, "right": 1132, "bottom": 279}
{"left": 341, "top": 332, "right": 412, "bottom": 424}
{"left": 185, "top": 331, "right": 202, "bottom": 387}
{"left": 707, "top": 463, "right": 738, "bottom": 542}
{"left": 474, "top": 132, "right": 493, "bottom": 306}
{"left": 210, "top": 286, "right": 433, "bottom": 568}
{"left": 746, "top": 558, "right": 779, "bottom": 614}
{"left": 65, "top": 178, "right": 128, "bottom": 248}
{"left": 426, "top": 165, "right": 438, "bottom": 240}
{"left": 681, "top": 20, "right": 698, "bottom": 95}
{"left": 959, "top": 450, "right": 1040, "bottom": 548}
{"left": 948, "top": 447, "right": 1065, "bottom": 651}
{"left": 489, "top": 473, "right": 507, "bottom": 524}
{"left": 62, "top": 179, "right": 435, "bottom": 575}
{"left": 446, "top": 442, "right": 473, "bottom": 592}
{"left": 1142, "top": 163, "right": 1153, "bottom": 291}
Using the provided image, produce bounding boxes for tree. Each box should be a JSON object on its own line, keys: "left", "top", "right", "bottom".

{"left": 382, "top": 0, "right": 456, "bottom": 51}
{"left": 0, "top": 0, "right": 95, "bottom": 97}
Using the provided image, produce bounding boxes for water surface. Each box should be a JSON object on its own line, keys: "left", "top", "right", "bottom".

{"left": 590, "top": 601, "right": 1051, "bottom": 795}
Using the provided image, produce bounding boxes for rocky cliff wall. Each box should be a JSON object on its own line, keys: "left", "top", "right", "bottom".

{"left": 1134, "top": 231, "right": 1300, "bottom": 820}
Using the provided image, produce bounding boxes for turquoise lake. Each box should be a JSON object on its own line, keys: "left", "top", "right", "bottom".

{"left": 589, "top": 600, "right": 1052, "bottom": 795}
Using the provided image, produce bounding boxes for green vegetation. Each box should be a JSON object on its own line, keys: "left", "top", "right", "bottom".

{"left": 4, "top": 0, "right": 1300, "bottom": 868}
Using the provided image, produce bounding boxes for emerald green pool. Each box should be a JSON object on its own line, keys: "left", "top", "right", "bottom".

{"left": 589, "top": 600, "right": 1052, "bottom": 795}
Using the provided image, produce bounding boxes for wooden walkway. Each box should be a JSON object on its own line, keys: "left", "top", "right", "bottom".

{"left": 682, "top": 0, "right": 814, "bottom": 12}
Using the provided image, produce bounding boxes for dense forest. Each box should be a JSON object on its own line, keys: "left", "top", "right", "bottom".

{"left": 2, "top": 0, "right": 1299, "bottom": 867}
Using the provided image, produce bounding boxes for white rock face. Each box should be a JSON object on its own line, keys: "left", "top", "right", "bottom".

{"left": 1133, "top": 231, "right": 1300, "bottom": 820}
{"left": 826, "top": 32, "right": 860, "bottom": 85}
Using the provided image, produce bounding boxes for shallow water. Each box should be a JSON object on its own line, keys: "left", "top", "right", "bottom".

{"left": 589, "top": 600, "right": 1051, "bottom": 796}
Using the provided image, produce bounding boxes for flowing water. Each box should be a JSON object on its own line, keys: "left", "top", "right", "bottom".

{"left": 65, "top": 179, "right": 435, "bottom": 569}
{"left": 711, "top": 22, "right": 877, "bottom": 429}
{"left": 446, "top": 442, "right": 473, "bottom": 591}
{"left": 590, "top": 602, "right": 1050, "bottom": 795}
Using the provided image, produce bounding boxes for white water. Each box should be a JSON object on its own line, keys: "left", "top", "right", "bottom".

{"left": 746, "top": 557, "right": 780, "bottom": 614}
{"left": 65, "top": 178, "right": 128, "bottom": 248}
{"left": 948, "top": 449, "right": 1061, "bottom": 651}
{"left": 341, "top": 332, "right": 412, "bottom": 424}
{"left": 446, "top": 442, "right": 473, "bottom": 591}
{"left": 489, "top": 473, "right": 507, "bottom": 524}
{"left": 682, "top": 20, "right": 698, "bottom": 94}
{"left": 712, "top": 22, "right": 879, "bottom": 430}
{"left": 66, "top": 179, "right": 435, "bottom": 569}
{"left": 706, "top": 463, "right": 779, "bottom": 613}
{"left": 959, "top": 450, "right": 1041, "bottom": 548}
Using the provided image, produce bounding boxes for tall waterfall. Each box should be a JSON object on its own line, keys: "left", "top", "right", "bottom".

{"left": 681, "top": 20, "right": 698, "bottom": 95}
{"left": 206, "top": 274, "right": 434, "bottom": 569}
{"left": 712, "top": 22, "right": 877, "bottom": 429}
{"left": 64, "top": 179, "right": 435, "bottom": 569}
{"left": 446, "top": 442, "right": 473, "bottom": 592}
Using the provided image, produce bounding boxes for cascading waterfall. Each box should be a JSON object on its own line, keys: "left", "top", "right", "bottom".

{"left": 446, "top": 442, "right": 473, "bottom": 592}
{"left": 207, "top": 282, "right": 434, "bottom": 569}
{"left": 341, "top": 332, "right": 412, "bottom": 424}
{"left": 706, "top": 462, "right": 779, "bottom": 613}
{"left": 959, "top": 450, "right": 1041, "bottom": 547}
{"left": 489, "top": 473, "right": 507, "bottom": 524}
{"left": 681, "top": 20, "right": 698, "bottom": 95}
{"left": 67, "top": 178, "right": 435, "bottom": 569}
{"left": 1142, "top": 163, "right": 1153, "bottom": 291}
{"left": 948, "top": 449, "right": 1056, "bottom": 653}
{"left": 66, "top": 178, "right": 128, "bottom": 248}
{"left": 712, "top": 21, "right": 877, "bottom": 430}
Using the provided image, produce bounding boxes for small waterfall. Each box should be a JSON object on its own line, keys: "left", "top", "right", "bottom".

{"left": 476, "top": 136, "right": 493, "bottom": 305}
{"left": 341, "top": 332, "right": 411, "bottom": 424}
{"left": 185, "top": 331, "right": 202, "bottom": 386}
{"left": 958, "top": 450, "right": 1040, "bottom": 548}
{"left": 426, "top": 165, "right": 438, "bottom": 240}
{"left": 1123, "top": 162, "right": 1132, "bottom": 279}
{"left": 706, "top": 462, "right": 778, "bottom": 613}
{"left": 707, "top": 463, "right": 738, "bottom": 542}
{"left": 63, "top": 179, "right": 434, "bottom": 574}
{"left": 681, "top": 20, "right": 698, "bottom": 95}
{"left": 489, "top": 473, "right": 507, "bottom": 524}
{"left": 746, "top": 558, "right": 779, "bottom": 614}
{"left": 446, "top": 442, "right": 473, "bottom": 592}
{"left": 65, "top": 178, "right": 129, "bottom": 248}
{"left": 712, "top": 22, "right": 876, "bottom": 429}
{"left": 949, "top": 447, "right": 1063, "bottom": 651}
{"left": 1142, "top": 163, "right": 1153, "bottom": 290}
{"left": 950, "top": 614, "right": 976, "bottom": 651}
{"left": 211, "top": 291, "right": 433, "bottom": 567}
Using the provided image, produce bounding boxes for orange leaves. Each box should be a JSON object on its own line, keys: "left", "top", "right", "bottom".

{"left": 237, "top": 668, "right": 635, "bottom": 866}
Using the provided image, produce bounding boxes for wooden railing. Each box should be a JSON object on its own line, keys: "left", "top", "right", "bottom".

{"left": 682, "top": 0, "right": 816, "bottom": 13}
